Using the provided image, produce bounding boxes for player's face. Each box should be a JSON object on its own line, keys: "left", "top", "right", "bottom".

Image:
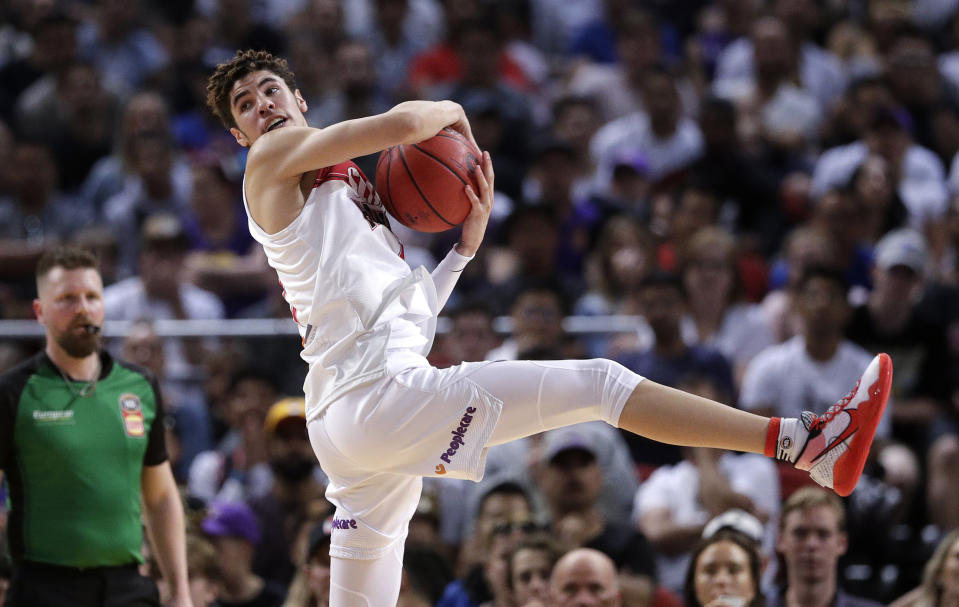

{"left": 34, "top": 267, "right": 104, "bottom": 358}
{"left": 228, "top": 69, "right": 308, "bottom": 147}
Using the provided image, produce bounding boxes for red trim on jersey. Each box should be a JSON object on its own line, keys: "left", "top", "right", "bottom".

{"left": 314, "top": 161, "right": 361, "bottom": 187}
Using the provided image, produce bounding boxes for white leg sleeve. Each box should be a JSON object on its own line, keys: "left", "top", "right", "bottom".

{"left": 466, "top": 358, "right": 643, "bottom": 446}
{"left": 329, "top": 541, "right": 405, "bottom": 607}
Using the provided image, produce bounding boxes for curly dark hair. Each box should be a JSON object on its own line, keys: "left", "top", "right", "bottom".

{"left": 206, "top": 49, "right": 297, "bottom": 130}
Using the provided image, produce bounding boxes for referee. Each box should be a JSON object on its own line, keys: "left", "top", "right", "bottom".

{"left": 0, "top": 247, "right": 193, "bottom": 607}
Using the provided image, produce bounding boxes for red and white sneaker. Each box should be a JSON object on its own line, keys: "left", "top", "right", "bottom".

{"left": 792, "top": 353, "right": 893, "bottom": 496}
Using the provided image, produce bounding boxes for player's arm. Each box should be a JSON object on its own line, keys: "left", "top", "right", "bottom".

{"left": 431, "top": 151, "right": 494, "bottom": 310}
{"left": 142, "top": 461, "right": 194, "bottom": 607}
{"left": 246, "top": 100, "right": 476, "bottom": 185}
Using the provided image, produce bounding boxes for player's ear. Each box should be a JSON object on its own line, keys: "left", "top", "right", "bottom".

{"left": 294, "top": 89, "right": 308, "bottom": 113}
{"left": 230, "top": 126, "right": 251, "bottom": 148}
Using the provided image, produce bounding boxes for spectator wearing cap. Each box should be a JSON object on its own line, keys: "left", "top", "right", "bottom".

{"left": 848, "top": 229, "right": 952, "bottom": 448}
{"left": 249, "top": 397, "right": 327, "bottom": 589}
{"left": 633, "top": 375, "right": 779, "bottom": 594}
{"left": 846, "top": 229, "right": 956, "bottom": 533}
{"left": 104, "top": 212, "right": 225, "bottom": 386}
{"left": 202, "top": 500, "right": 287, "bottom": 607}
{"left": 534, "top": 425, "right": 659, "bottom": 606}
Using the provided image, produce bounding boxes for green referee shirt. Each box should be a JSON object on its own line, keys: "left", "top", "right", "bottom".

{"left": 0, "top": 351, "right": 167, "bottom": 568}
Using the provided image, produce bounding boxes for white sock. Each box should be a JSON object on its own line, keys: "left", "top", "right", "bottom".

{"left": 774, "top": 416, "right": 812, "bottom": 463}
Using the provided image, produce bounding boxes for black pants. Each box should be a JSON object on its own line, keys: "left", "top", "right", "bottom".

{"left": 7, "top": 561, "right": 160, "bottom": 607}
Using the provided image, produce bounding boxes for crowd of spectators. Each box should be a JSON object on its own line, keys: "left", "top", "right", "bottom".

{"left": 1, "top": 0, "right": 959, "bottom": 605}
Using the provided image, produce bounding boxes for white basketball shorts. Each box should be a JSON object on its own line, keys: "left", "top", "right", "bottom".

{"left": 307, "top": 357, "right": 642, "bottom": 560}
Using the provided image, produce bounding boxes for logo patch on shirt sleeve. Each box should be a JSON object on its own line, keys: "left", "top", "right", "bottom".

{"left": 118, "top": 393, "right": 145, "bottom": 437}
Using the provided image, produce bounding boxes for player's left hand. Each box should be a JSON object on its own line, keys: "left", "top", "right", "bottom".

{"left": 456, "top": 151, "right": 494, "bottom": 258}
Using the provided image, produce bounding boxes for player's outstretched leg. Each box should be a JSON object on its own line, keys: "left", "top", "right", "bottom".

{"left": 618, "top": 354, "right": 892, "bottom": 497}
{"left": 768, "top": 353, "right": 893, "bottom": 496}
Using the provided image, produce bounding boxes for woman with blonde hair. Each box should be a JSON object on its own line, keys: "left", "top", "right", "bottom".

{"left": 890, "top": 529, "right": 959, "bottom": 607}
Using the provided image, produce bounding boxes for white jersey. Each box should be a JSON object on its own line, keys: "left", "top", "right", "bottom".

{"left": 244, "top": 161, "right": 438, "bottom": 420}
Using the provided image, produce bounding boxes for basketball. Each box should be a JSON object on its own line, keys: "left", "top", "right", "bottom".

{"left": 375, "top": 127, "right": 482, "bottom": 233}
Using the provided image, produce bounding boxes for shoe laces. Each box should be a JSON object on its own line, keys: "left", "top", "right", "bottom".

{"left": 808, "top": 378, "right": 861, "bottom": 431}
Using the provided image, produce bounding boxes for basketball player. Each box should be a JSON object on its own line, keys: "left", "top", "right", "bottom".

{"left": 206, "top": 50, "right": 892, "bottom": 606}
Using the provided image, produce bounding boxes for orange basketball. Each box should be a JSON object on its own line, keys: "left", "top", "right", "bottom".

{"left": 375, "top": 128, "right": 482, "bottom": 233}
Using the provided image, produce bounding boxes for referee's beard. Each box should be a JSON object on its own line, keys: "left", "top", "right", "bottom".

{"left": 53, "top": 323, "right": 102, "bottom": 358}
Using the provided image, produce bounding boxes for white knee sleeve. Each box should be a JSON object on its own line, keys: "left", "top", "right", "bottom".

{"left": 330, "top": 541, "right": 404, "bottom": 607}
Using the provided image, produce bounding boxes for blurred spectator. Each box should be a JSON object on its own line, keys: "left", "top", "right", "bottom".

{"left": 683, "top": 529, "right": 765, "bottom": 607}
{"left": 202, "top": 500, "right": 287, "bottom": 607}
{"left": 575, "top": 216, "right": 653, "bottom": 356}
{"left": 438, "top": 301, "right": 501, "bottom": 366}
{"left": 761, "top": 226, "right": 838, "bottom": 344}
{"left": 809, "top": 188, "right": 873, "bottom": 292}
{"left": 888, "top": 529, "right": 959, "bottom": 607}
{"left": 359, "top": 0, "right": 432, "bottom": 102}
{"left": 80, "top": 91, "right": 177, "bottom": 214}
{"left": 535, "top": 426, "right": 657, "bottom": 593}
{"left": 633, "top": 376, "right": 779, "bottom": 593}
{"left": 657, "top": 181, "right": 722, "bottom": 273}
{"left": 121, "top": 320, "right": 213, "bottom": 481}
{"left": 740, "top": 265, "right": 890, "bottom": 438}
{"left": 506, "top": 534, "right": 562, "bottom": 607}
{"left": 472, "top": 421, "right": 640, "bottom": 547}
{"left": 250, "top": 398, "right": 327, "bottom": 589}
{"left": 884, "top": 34, "right": 959, "bottom": 156}
{"left": 440, "top": 481, "right": 536, "bottom": 606}
{"left": 770, "top": 487, "right": 882, "bottom": 607}
{"left": 549, "top": 548, "right": 623, "bottom": 607}
{"left": 76, "top": 0, "right": 168, "bottom": 93}
{"left": 846, "top": 230, "right": 953, "bottom": 449}
{"left": 847, "top": 155, "right": 909, "bottom": 244}
{"left": 713, "top": 1, "right": 845, "bottom": 112}
{"left": 687, "top": 96, "right": 782, "bottom": 250}
{"left": 812, "top": 107, "right": 949, "bottom": 235}
{"left": 201, "top": 0, "right": 286, "bottom": 67}
{"left": 283, "top": 518, "right": 332, "bottom": 607}
{"left": 0, "top": 11, "right": 78, "bottom": 124}
{"left": 566, "top": 0, "right": 635, "bottom": 65}
{"left": 0, "top": 141, "right": 94, "bottom": 250}
{"left": 104, "top": 213, "right": 225, "bottom": 383}
{"left": 566, "top": 9, "right": 698, "bottom": 123}
{"left": 181, "top": 159, "right": 273, "bottom": 316}
{"left": 406, "top": 1, "right": 531, "bottom": 100}
{"left": 185, "top": 533, "right": 222, "bottom": 607}
{"left": 485, "top": 281, "right": 582, "bottom": 360}
{"left": 103, "top": 135, "right": 192, "bottom": 277}
{"left": 188, "top": 367, "right": 281, "bottom": 503}
{"left": 590, "top": 66, "right": 704, "bottom": 188}
{"left": 679, "top": 227, "right": 774, "bottom": 384}
{"left": 615, "top": 273, "right": 736, "bottom": 466}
